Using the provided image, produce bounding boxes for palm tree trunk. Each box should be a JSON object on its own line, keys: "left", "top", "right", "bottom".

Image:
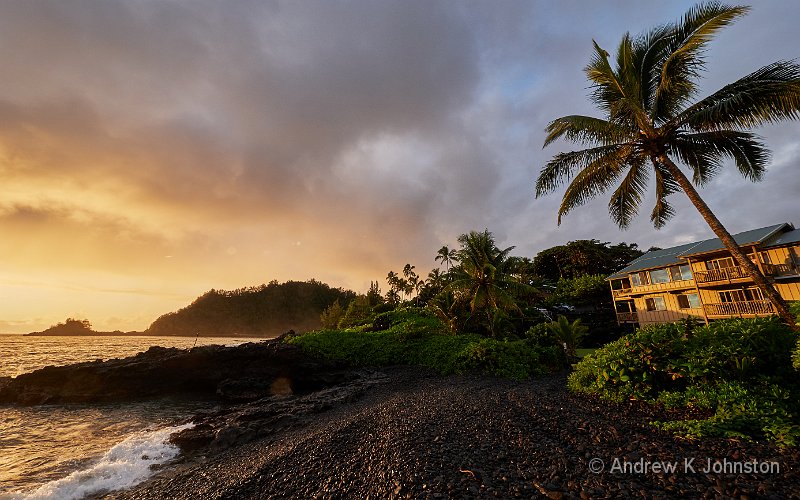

{"left": 657, "top": 155, "right": 797, "bottom": 330}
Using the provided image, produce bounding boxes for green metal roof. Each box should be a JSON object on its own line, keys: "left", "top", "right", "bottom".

{"left": 608, "top": 223, "right": 795, "bottom": 280}
{"left": 608, "top": 242, "right": 697, "bottom": 279}
{"left": 677, "top": 223, "right": 789, "bottom": 257}
{"left": 766, "top": 228, "right": 800, "bottom": 247}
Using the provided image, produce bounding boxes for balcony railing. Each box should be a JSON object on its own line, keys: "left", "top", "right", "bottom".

{"left": 612, "top": 288, "right": 632, "bottom": 298}
{"left": 694, "top": 266, "right": 749, "bottom": 284}
{"left": 763, "top": 263, "right": 799, "bottom": 276}
{"left": 703, "top": 300, "right": 775, "bottom": 317}
{"left": 616, "top": 311, "right": 638, "bottom": 323}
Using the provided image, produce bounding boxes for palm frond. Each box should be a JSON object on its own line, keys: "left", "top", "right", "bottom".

{"left": 557, "top": 144, "right": 638, "bottom": 224}
{"left": 607, "top": 155, "right": 649, "bottom": 229}
{"left": 536, "top": 144, "right": 627, "bottom": 197}
{"left": 652, "top": 3, "right": 749, "bottom": 120}
{"left": 633, "top": 24, "right": 674, "bottom": 116}
{"left": 585, "top": 40, "right": 642, "bottom": 124}
{"left": 676, "top": 60, "right": 800, "bottom": 131}
{"left": 543, "top": 115, "right": 634, "bottom": 148}
{"left": 650, "top": 162, "right": 679, "bottom": 228}
{"left": 670, "top": 131, "right": 769, "bottom": 184}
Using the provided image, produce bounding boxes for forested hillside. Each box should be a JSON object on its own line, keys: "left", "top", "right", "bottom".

{"left": 146, "top": 280, "right": 356, "bottom": 337}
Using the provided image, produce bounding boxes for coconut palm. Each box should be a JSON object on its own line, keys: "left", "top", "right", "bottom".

{"left": 535, "top": 2, "right": 800, "bottom": 328}
{"left": 435, "top": 245, "right": 458, "bottom": 271}
{"left": 446, "top": 230, "right": 526, "bottom": 336}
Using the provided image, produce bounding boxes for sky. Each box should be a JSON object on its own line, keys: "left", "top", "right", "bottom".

{"left": 1, "top": 1, "right": 799, "bottom": 333}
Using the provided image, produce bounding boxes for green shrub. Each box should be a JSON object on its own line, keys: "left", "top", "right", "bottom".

{"left": 568, "top": 317, "right": 800, "bottom": 446}
{"left": 791, "top": 302, "right": 800, "bottom": 371}
{"left": 458, "top": 339, "right": 545, "bottom": 379}
{"left": 287, "top": 307, "right": 561, "bottom": 379}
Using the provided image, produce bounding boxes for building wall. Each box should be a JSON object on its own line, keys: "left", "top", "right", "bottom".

{"left": 612, "top": 242, "right": 800, "bottom": 326}
{"left": 632, "top": 293, "right": 703, "bottom": 326}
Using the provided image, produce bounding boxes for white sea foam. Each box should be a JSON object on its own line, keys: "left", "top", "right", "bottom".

{"left": 18, "top": 423, "right": 193, "bottom": 500}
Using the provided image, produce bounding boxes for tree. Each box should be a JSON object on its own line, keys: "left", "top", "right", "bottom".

{"left": 548, "top": 315, "right": 588, "bottom": 359}
{"left": 535, "top": 3, "right": 800, "bottom": 328}
{"left": 532, "top": 240, "right": 643, "bottom": 280}
{"left": 320, "top": 300, "right": 344, "bottom": 329}
{"left": 447, "top": 230, "right": 526, "bottom": 337}
{"left": 435, "top": 245, "right": 458, "bottom": 271}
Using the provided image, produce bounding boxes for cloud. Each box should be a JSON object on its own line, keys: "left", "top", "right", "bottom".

{"left": 0, "top": 1, "right": 798, "bottom": 331}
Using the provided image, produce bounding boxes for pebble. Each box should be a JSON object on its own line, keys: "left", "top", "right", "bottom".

{"left": 117, "top": 367, "right": 800, "bottom": 499}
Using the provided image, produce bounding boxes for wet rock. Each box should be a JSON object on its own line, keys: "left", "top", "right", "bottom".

{"left": 0, "top": 339, "right": 352, "bottom": 405}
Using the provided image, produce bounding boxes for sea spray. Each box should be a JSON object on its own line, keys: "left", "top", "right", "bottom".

{"left": 19, "top": 423, "right": 193, "bottom": 500}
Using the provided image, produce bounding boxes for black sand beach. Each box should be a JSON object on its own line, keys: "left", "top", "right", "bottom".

{"left": 114, "top": 367, "right": 799, "bottom": 499}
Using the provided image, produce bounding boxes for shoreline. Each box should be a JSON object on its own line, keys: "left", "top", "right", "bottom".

{"left": 114, "top": 367, "right": 800, "bottom": 499}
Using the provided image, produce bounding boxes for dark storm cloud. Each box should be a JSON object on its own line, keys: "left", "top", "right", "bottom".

{"left": 0, "top": 0, "right": 799, "bottom": 332}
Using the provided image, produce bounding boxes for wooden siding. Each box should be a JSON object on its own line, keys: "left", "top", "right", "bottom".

{"left": 631, "top": 293, "right": 703, "bottom": 326}
{"left": 611, "top": 242, "right": 800, "bottom": 326}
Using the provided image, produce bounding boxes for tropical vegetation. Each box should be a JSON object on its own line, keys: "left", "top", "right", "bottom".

{"left": 569, "top": 316, "right": 800, "bottom": 446}
{"left": 535, "top": 2, "right": 800, "bottom": 329}
{"left": 146, "top": 280, "right": 356, "bottom": 337}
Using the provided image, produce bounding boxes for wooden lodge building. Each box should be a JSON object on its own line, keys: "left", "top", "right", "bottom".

{"left": 609, "top": 223, "right": 800, "bottom": 326}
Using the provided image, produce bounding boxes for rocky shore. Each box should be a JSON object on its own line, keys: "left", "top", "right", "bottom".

{"left": 0, "top": 337, "right": 352, "bottom": 405}
{"left": 114, "top": 366, "right": 799, "bottom": 499}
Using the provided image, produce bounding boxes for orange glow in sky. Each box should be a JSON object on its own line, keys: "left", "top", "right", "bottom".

{"left": 2, "top": 1, "right": 799, "bottom": 333}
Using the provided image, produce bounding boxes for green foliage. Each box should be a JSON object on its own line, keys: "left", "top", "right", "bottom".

{"left": 319, "top": 300, "right": 344, "bottom": 329}
{"left": 568, "top": 317, "right": 800, "bottom": 445}
{"left": 458, "top": 339, "right": 545, "bottom": 379}
{"left": 792, "top": 302, "right": 800, "bottom": 370}
{"left": 549, "top": 275, "right": 611, "bottom": 308}
{"left": 146, "top": 280, "right": 356, "bottom": 337}
{"left": 547, "top": 315, "right": 588, "bottom": 359}
{"left": 288, "top": 308, "right": 565, "bottom": 379}
{"left": 532, "top": 240, "right": 643, "bottom": 280}
{"left": 338, "top": 295, "right": 374, "bottom": 329}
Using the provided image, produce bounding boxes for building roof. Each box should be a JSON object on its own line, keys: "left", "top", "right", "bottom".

{"left": 768, "top": 228, "right": 800, "bottom": 247}
{"left": 676, "top": 223, "right": 789, "bottom": 257}
{"left": 608, "top": 242, "right": 697, "bottom": 279}
{"left": 608, "top": 222, "right": 795, "bottom": 280}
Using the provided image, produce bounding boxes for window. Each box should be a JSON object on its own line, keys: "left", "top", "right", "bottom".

{"left": 743, "top": 287, "right": 764, "bottom": 301}
{"left": 616, "top": 301, "right": 635, "bottom": 313}
{"left": 677, "top": 293, "right": 700, "bottom": 309}
{"left": 630, "top": 271, "right": 650, "bottom": 287}
{"left": 707, "top": 258, "right": 735, "bottom": 270}
{"left": 649, "top": 268, "right": 670, "bottom": 284}
{"left": 719, "top": 290, "right": 746, "bottom": 303}
{"left": 645, "top": 296, "right": 666, "bottom": 311}
{"left": 670, "top": 264, "right": 693, "bottom": 281}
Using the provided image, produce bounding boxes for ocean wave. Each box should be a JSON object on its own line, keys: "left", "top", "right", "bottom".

{"left": 13, "top": 422, "right": 193, "bottom": 500}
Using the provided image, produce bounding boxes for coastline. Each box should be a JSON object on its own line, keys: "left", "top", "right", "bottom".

{"left": 115, "top": 367, "right": 800, "bottom": 499}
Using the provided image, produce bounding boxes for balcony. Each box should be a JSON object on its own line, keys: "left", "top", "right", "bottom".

{"left": 764, "top": 263, "right": 799, "bottom": 277}
{"left": 694, "top": 266, "right": 749, "bottom": 284}
{"left": 703, "top": 300, "right": 775, "bottom": 318}
{"left": 612, "top": 287, "right": 632, "bottom": 298}
{"left": 616, "top": 311, "right": 638, "bottom": 323}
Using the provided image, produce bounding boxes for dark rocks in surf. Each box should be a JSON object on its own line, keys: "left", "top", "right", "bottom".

{"left": 0, "top": 339, "right": 353, "bottom": 405}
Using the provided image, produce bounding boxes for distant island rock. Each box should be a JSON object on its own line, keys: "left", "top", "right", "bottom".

{"left": 25, "top": 318, "right": 138, "bottom": 337}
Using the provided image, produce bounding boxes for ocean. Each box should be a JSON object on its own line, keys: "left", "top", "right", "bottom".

{"left": 0, "top": 335, "right": 263, "bottom": 499}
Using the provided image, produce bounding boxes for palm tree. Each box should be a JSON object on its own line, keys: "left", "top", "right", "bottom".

{"left": 448, "top": 230, "right": 525, "bottom": 336}
{"left": 435, "top": 245, "right": 458, "bottom": 271}
{"left": 548, "top": 315, "right": 588, "bottom": 360}
{"left": 535, "top": 3, "right": 800, "bottom": 328}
